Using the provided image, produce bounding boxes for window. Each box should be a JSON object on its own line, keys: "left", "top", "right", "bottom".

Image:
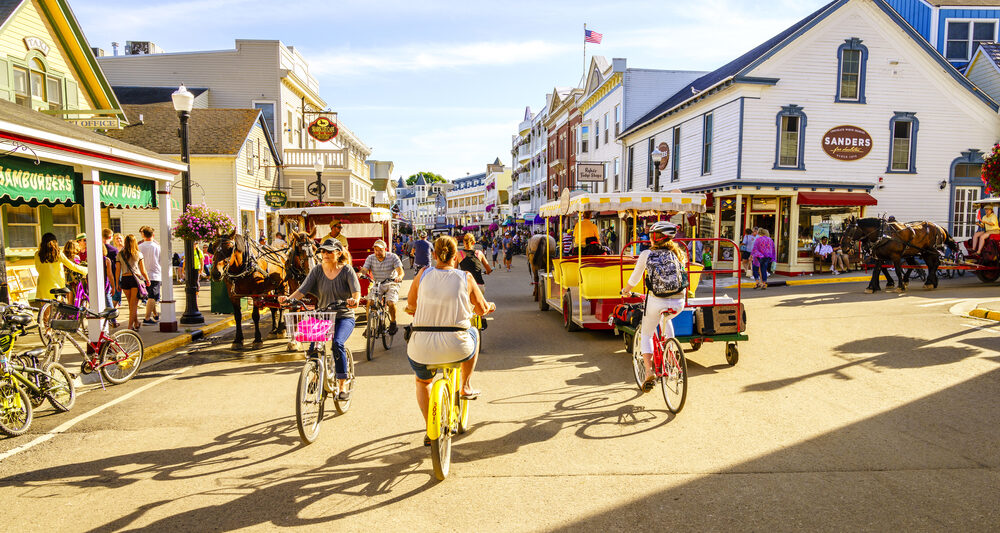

{"left": 287, "top": 111, "right": 293, "bottom": 144}
{"left": 671, "top": 128, "right": 681, "bottom": 182}
{"left": 253, "top": 101, "right": 276, "bottom": 137}
{"left": 604, "top": 113, "right": 609, "bottom": 144}
{"left": 953, "top": 184, "right": 981, "bottom": 240}
{"left": 614, "top": 105, "right": 621, "bottom": 136}
{"left": 50, "top": 205, "right": 79, "bottom": 244}
{"left": 702, "top": 113, "right": 713, "bottom": 175}
{"left": 109, "top": 218, "right": 122, "bottom": 234}
{"left": 6, "top": 205, "right": 38, "bottom": 248}
{"left": 246, "top": 140, "right": 255, "bottom": 172}
{"left": 627, "top": 145, "right": 634, "bottom": 191}
{"left": 647, "top": 137, "right": 655, "bottom": 187}
{"left": 46, "top": 77, "right": 61, "bottom": 110}
{"left": 12, "top": 67, "right": 28, "bottom": 106}
{"left": 613, "top": 157, "right": 620, "bottom": 191}
{"left": 946, "top": 20, "right": 996, "bottom": 61}
{"left": 836, "top": 38, "right": 868, "bottom": 103}
{"left": 887, "top": 112, "right": 918, "bottom": 173}
{"left": 594, "top": 121, "right": 600, "bottom": 150}
{"left": 774, "top": 105, "right": 807, "bottom": 170}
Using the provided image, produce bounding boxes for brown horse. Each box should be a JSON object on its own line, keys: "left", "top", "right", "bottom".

{"left": 210, "top": 232, "right": 288, "bottom": 350}
{"left": 525, "top": 234, "right": 557, "bottom": 301}
{"left": 283, "top": 228, "right": 318, "bottom": 295}
{"left": 841, "top": 217, "right": 957, "bottom": 293}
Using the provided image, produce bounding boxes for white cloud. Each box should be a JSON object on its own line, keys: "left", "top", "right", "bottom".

{"left": 308, "top": 40, "right": 575, "bottom": 76}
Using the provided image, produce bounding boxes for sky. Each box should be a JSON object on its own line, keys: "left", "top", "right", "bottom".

{"left": 72, "top": 0, "right": 829, "bottom": 182}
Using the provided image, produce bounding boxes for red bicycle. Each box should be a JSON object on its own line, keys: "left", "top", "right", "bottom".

{"left": 43, "top": 303, "right": 144, "bottom": 386}
{"left": 629, "top": 301, "right": 688, "bottom": 413}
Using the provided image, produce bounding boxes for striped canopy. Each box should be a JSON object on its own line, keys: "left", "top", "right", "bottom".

{"left": 538, "top": 192, "right": 707, "bottom": 217}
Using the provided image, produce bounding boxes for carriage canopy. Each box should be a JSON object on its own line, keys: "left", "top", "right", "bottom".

{"left": 538, "top": 191, "right": 708, "bottom": 218}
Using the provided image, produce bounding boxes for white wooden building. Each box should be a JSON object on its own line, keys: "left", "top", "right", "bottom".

{"left": 619, "top": 0, "right": 1000, "bottom": 275}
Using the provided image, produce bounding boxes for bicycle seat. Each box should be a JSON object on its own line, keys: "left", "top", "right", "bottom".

{"left": 50, "top": 287, "right": 71, "bottom": 296}
{"left": 425, "top": 361, "right": 464, "bottom": 370}
{"left": 19, "top": 347, "right": 45, "bottom": 359}
{"left": 8, "top": 314, "right": 31, "bottom": 327}
{"left": 99, "top": 308, "right": 120, "bottom": 319}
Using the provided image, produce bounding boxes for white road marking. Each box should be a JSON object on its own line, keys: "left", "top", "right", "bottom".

{"left": 917, "top": 299, "right": 965, "bottom": 307}
{"left": 0, "top": 365, "right": 193, "bottom": 462}
{"left": 962, "top": 322, "right": 1000, "bottom": 331}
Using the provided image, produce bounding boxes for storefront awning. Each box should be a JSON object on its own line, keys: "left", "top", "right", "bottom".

{"left": 797, "top": 192, "right": 877, "bottom": 206}
{"left": 0, "top": 157, "right": 76, "bottom": 205}
{"left": 100, "top": 172, "right": 157, "bottom": 209}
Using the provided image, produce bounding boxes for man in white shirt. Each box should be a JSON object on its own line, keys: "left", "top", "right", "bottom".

{"left": 814, "top": 236, "right": 835, "bottom": 274}
{"left": 272, "top": 232, "right": 287, "bottom": 249}
{"left": 138, "top": 226, "right": 162, "bottom": 325}
{"left": 360, "top": 239, "right": 404, "bottom": 335}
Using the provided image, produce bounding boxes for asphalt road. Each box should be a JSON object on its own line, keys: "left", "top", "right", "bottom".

{"left": 1, "top": 259, "right": 998, "bottom": 532}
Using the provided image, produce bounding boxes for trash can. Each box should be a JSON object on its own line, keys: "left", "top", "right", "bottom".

{"left": 211, "top": 280, "right": 246, "bottom": 314}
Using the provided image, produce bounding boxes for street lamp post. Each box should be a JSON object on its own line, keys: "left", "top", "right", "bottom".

{"left": 650, "top": 142, "right": 669, "bottom": 192}
{"left": 172, "top": 85, "right": 204, "bottom": 325}
{"left": 313, "top": 159, "right": 325, "bottom": 203}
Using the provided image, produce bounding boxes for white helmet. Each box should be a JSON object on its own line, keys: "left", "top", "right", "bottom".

{"left": 649, "top": 221, "right": 677, "bottom": 238}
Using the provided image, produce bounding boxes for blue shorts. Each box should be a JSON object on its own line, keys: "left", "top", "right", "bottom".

{"left": 408, "top": 327, "right": 479, "bottom": 380}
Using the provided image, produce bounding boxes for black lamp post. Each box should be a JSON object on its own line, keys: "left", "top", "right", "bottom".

{"left": 172, "top": 85, "right": 204, "bottom": 325}
{"left": 313, "top": 159, "right": 324, "bottom": 203}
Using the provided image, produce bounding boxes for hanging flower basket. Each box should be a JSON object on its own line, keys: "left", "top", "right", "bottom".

{"left": 172, "top": 204, "right": 236, "bottom": 242}
{"left": 982, "top": 143, "right": 1000, "bottom": 196}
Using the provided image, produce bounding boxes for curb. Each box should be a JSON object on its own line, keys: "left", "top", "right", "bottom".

{"left": 969, "top": 308, "right": 1000, "bottom": 321}
{"left": 727, "top": 275, "right": 869, "bottom": 289}
{"left": 144, "top": 310, "right": 254, "bottom": 362}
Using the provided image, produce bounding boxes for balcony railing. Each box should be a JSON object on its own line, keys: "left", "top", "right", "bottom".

{"left": 283, "top": 148, "right": 349, "bottom": 169}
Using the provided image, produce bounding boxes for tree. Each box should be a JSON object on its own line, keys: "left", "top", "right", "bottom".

{"left": 406, "top": 171, "right": 446, "bottom": 186}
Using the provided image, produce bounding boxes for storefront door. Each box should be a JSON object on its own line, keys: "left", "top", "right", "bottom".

{"left": 953, "top": 186, "right": 981, "bottom": 240}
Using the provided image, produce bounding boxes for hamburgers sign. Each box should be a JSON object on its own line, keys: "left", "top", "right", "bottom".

{"left": 822, "top": 125, "right": 872, "bottom": 161}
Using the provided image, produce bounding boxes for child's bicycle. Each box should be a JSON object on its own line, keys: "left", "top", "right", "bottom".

{"left": 425, "top": 359, "right": 471, "bottom": 481}
{"left": 285, "top": 299, "right": 356, "bottom": 445}
{"left": 627, "top": 295, "right": 688, "bottom": 414}
{"left": 0, "top": 303, "right": 76, "bottom": 437}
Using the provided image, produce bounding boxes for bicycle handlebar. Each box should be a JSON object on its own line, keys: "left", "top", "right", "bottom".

{"left": 285, "top": 298, "right": 349, "bottom": 312}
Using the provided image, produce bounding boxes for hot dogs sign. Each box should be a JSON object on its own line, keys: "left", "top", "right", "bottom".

{"left": 822, "top": 125, "right": 872, "bottom": 161}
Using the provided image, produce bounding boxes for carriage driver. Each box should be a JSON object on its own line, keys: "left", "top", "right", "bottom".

{"left": 971, "top": 206, "right": 999, "bottom": 256}
{"left": 360, "top": 239, "right": 404, "bottom": 335}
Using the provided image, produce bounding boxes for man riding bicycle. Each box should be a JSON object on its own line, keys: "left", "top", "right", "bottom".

{"left": 360, "top": 239, "right": 404, "bottom": 335}
{"left": 280, "top": 239, "right": 360, "bottom": 401}
{"left": 620, "top": 221, "right": 688, "bottom": 392}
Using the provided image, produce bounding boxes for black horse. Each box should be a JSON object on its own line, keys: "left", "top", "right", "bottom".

{"left": 841, "top": 218, "right": 956, "bottom": 293}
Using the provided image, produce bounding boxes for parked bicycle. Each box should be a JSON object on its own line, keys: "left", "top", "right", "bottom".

{"left": 0, "top": 303, "right": 75, "bottom": 437}
{"left": 40, "top": 301, "right": 143, "bottom": 386}
{"left": 285, "top": 299, "right": 356, "bottom": 445}
{"left": 36, "top": 286, "right": 90, "bottom": 346}
{"left": 363, "top": 276, "right": 396, "bottom": 361}
{"left": 426, "top": 360, "right": 471, "bottom": 481}
{"left": 627, "top": 293, "right": 688, "bottom": 414}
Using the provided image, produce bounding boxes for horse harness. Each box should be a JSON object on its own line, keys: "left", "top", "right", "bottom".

{"left": 868, "top": 219, "right": 941, "bottom": 257}
{"left": 221, "top": 234, "right": 288, "bottom": 281}
{"left": 284, "top": 236, "right": 316, "bottom": 282}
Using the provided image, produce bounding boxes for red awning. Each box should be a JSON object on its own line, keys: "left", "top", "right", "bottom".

{"left": 797, "top": 191, "right": 877, "bottom": 206}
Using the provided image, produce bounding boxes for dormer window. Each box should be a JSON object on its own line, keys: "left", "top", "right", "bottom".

{"left": 836, "top": 38, "right": 868, "bottom": 103}
{"left": 945, "top": 20, "right": 996, "bottom": 62}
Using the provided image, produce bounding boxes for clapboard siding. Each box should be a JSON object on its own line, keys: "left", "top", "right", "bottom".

{"left": 965, "top": 56, "right": 1000, "bottom": 104}
{"left": 885, "top": 0, "right": 932, "bottom": 41}
{"left": 582, "top": 83, "right": 622, "bottom": 193}
{"left": 739, "top": 1, "right": 999, "bottom": 225}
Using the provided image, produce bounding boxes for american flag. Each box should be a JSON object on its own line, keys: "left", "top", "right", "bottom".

{"left": 584, "top": 29, "right": 602, "bottom": 44}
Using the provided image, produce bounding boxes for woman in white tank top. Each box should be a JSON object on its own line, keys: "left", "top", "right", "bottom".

{"left": 405, "top": 236, "right": 496, "bottom": 444}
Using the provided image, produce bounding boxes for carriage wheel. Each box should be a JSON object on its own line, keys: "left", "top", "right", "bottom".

{"left": 725, "top": 343, "right": 739, "bottom": 366}
{"left": 688, "top": 339, "right": 703, "bottom": 352}
{"left": 975, "top": 266, "right": 1000, "bottom": 283}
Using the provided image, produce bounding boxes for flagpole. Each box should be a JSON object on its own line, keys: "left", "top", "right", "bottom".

{"left": 583, "top": 23, "right": 587, "bottom": 80}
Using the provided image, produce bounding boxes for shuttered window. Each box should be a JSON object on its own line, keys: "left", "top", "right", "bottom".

{"left": 289, "top": 179, "right": 306, "bottom": 199}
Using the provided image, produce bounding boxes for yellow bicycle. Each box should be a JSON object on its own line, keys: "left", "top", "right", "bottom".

{"left": 426, "top": 361, "right": 470, "bottom": 480}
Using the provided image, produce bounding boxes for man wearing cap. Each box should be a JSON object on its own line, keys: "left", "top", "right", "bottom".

{"left": 324, "top": 220, "right": 349, "bottom": 250}
{"left": 412, "top": 231, "right": 432, "bottom": 272}
{"left": 360, "top": 239, "right": 404, "bottom": 335}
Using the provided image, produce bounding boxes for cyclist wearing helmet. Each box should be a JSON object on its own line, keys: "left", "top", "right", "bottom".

{"left": 620, "top": 221, "right": 688, "bottom": 391}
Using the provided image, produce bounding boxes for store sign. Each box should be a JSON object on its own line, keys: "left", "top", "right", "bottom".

{"left": 822, "top": 125, "right": 873, "bottom": 161}
{"left": 307, "top": 116, "right": 339, "bottom": 142}
{"left": 66, "top": 117, "right": 120, "bottom": 129}
{"left": 264, "top": 190, "right": 287, "bottom": 208}
{"left": 99, "top": 172, "right": 156, "bottom": 209}
{"left": 577, "top": 162, "right": 606, "bottom": 183}
{"left": 0, "top": 157, "right": 75, "bottom": 203}
{"left": 23, "top": 37, "right": 49, "bottom": 56}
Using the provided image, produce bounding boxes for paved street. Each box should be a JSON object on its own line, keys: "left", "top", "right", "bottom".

{"left": 1, "top": 260, "right": 998, "bottom": 532}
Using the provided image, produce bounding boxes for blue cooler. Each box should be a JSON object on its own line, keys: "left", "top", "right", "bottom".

{"left": 673, "top": 309, "right": 695, "bottom": 336}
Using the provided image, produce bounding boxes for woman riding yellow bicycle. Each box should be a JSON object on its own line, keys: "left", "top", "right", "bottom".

{"left": 405, "top": 236, "right": 495, "bottom": 446}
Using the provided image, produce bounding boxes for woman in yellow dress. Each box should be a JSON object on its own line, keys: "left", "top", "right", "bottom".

{"left": 34, "top": 232, "right": 87, "bottom": 302}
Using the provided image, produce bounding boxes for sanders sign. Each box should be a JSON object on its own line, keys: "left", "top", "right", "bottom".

{"left": 822, "top": 125, "right": 872, "bottom": 161}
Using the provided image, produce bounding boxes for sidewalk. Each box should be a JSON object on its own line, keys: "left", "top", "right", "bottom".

{"left": 719, "top": 269, "right": 871, "bottom": 289}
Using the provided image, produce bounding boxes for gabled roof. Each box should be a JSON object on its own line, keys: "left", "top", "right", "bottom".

{"left": 105, "top": 103, "right": 273, "bottom": 157}
{"left": 971, "top": 42, "right": 1000, "bottom": 68}
{"left": 112, "top": 86, "right": 209, "bottom": 105}
{"left": 621, "top": 0, "right": 999, "bottom": 137}
{"left": 0, "top": 0, "right": 22, "bottom": 25}
{"left": 397, "top": 177, "right": 405, "bottom": 188}
{"left": 414, "top": 174, "right": 427, "bottom": 185}
{"left": 924, "top": 0, "right": 1000, "bottom": 5}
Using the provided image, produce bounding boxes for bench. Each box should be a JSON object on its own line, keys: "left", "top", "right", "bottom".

{"left": 5, "top": 266, "right": 38, "bottom": 303}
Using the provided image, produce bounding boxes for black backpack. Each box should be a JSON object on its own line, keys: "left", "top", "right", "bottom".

{"left": 644, "top": 250, "right": 688, "bottom": 298}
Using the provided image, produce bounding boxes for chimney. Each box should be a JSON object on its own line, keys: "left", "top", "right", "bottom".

{"left": 111, "top": 42, "right": 119, "bottom": 56}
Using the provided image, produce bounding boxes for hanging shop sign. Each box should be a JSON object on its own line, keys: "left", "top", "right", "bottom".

{"left": 307, "top": 116, "right": 339, "bottom": 142}
{"left": 23, "top": 37, "right": 49, "bottom": 55}
{"left": 822, "top": 125, "right": 873, "bottom": 161}
{"left": 0, "top": 157, "right": 75, "bottom": 204}
{"left": 576, "top": 162, "right": 606, "bottom": 183}
{"left": 99, "top": 172, "right": 156, "bottom": 209}
{"left": 264, "top": 189, "right": 288, "bottom": 208}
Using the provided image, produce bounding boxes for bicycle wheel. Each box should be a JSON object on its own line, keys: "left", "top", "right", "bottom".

{"left": 36, "top": 302, "right": 58, "bottom": 346}
{"left": 660, "top": 338, "right": 688, "bottom": 414}
{"left": 381, "top": 309, "right": 394, "bottom": 350}
{"left": 295, "top": 357, "right": 325, "bottom": 444}
{"left": 43, "top": 362, "right": 75, "bottom": 412}
{"left": 0, "top": 377, "right": 32, "bottom": 437}
{"left": 334, "top": 348, "right": 355, "bottom": 414}
{"left": 365, "top": 312, "right": 378, "bottom": 361}
{"left": 430, "top": 382, "right": 453, "bottom": 481}
{"left": 631, "top": 327, "right": 646, "bottom": 390}
{"left": 99, "top": 330, "right": 144, "bottom": 385}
